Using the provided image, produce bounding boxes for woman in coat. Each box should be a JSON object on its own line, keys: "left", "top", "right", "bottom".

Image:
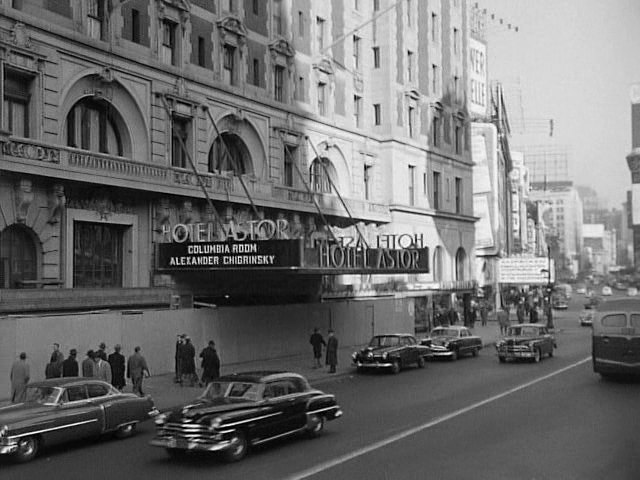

{"left": 325, "top": 330, "right": 338, "bottom": 373}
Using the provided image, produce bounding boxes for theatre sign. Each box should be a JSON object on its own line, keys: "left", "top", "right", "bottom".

{"left": 156, "top": 220, "right": 429, "bottom": 275}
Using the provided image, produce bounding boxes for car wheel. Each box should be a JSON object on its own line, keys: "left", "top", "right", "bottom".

{"left": 307, "top": 414, "right": 325, "bottom": 438}
{"left": 471, "top": 347, "right": 479, "bottom": 357}
{"left": 14, "top": 435, "right": 39, "bottom": 463}
{"left": 390, "top": 359, "right": 401, "bottom": 374}
{"left": 417, "top": 356, "right": 426, "bottom": 368}
{"left": 223, "top": 431, "right": 248, "bottom": 462}
{"left": 498, "top": 356, "right": 506, "bottom": 363}
{"left": 450, "top": 349, "right": 458, "bottom": 361}
{"left": 166, "top": 448, "right": 187, "bottom": 460}
{"left": 533, "top": 348, "right": 541, "bottom": 363}
{"left": 115, "top": 423, "right": 137, "bottom": 439}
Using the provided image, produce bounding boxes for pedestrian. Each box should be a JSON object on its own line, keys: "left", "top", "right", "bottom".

{"left": 326, "top": 329, "right": 338, "bottom": 373}
{"left": 309, "top": 328, "right": 326, "bottom": 368}
{"left": 480, "top": 301, "right": 488, "bottom": 327}
{"left": 62, "top": 349, "right": 79, "bottom": 377}
{"left": 94, "top": 352, "right": 112, "bottom": 383}
{"left": 174, "top": 334, "right": 184, "bottom": 383}
{"left": 82, "top": 350, "right": 95, "bottom": 377}
{"left": 180, "top": 336, "right": 197, "bottom": 386}
{"left": 516, "top": 301, "right": 526, "bottom": 324}
{"left": 45, "top": 343, "right": 64, "bottom": 378}
{"left": 10, "top": 352, "right": 30, "bottom": 403}
{"left": 127, "top": 346, "right": 150, "bottom": 396}
{"left": 199, "top": 340, "right": 221, "bottom": 385}
{"left": 497, "top": 307, "right": 510, "bottom": 336}
{"left": 96, "top": 342, "right": 107, "bottom": 361}
{"left": 530, "top": 300, "right": 539, "bottom": 323}
{"left": 108, "top": 344, "right": 126, "bottom": 391}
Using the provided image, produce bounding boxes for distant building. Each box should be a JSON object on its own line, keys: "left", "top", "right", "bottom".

{"left": 583, "top": 224, "right": 617, "bottom": 275}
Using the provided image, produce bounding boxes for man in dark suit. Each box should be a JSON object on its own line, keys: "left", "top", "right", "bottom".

{"left": 108, "top": 344, "right": 126, "bottom": 391}
{"left": 199, "top": 340, "right": 221, "bottom": 385}
{"left": 62, "top": 349, "right": 79, "bottom": 377}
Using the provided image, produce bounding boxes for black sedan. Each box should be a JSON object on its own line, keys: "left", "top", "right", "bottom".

{"left": 352, "top": 334, "right": 430, "bottom": 374}
{"left": 495, "top": 323, "right": 556, "bottom": 363}
{"left": 150, "top": 371, "right": 342, "bottom": 462}
{"left": 420, "top": 326, "right": 483, "bottom": 360}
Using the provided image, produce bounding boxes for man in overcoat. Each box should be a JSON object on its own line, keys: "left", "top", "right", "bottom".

{"left": 127, "top": 346, "right": 150, "bottom": 396}
{"left": 309, "top": 328, "right": 326, "bottom": 368}
{"left": 10, "top": 352, "right": 30, "bottom": 403}
{"left": 45, "top": 343, "right": 64, "bottom": 378}
{"left": 62, "top": 349, "right": 79, "bottom": 377}
{"left": 199, "top": 340, "right": 221, "bottom": 385}
{"left": 82, "top": 350, "right": 95, "bottom": 377}
{"left": 108, "top": 344, "right": 126, "bottom": 391}
{"left": 325, "top": 329, "right": 338, "bottom": 373}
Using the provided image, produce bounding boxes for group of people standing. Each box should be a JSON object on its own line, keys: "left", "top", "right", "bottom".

{"left": 174, "top": 334, "right": 221, "bottom": 387}
{"left": 9, "top": 342, "right": 151, "bottom": 403}
{"left": 309, "top": 328, "right": 339, "bottom": 373}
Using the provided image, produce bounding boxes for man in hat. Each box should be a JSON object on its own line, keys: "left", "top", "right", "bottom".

{"left": 174, "top": 334, "right": 185, "bottom": 383}
{"left": 325, "top": 329, "right": 338, "bottom": 373}
{"left": 96, "top": 342, "right": 107, "bottom": 361}
{"left": 108, "top": 344, "right": 126, "bottom": 391}
{"left": 127, "top": 346, "right": 150, "bottom": 396}
{"left": 82, "top": 350, "right": 95, "bottom": 377}
{"left": 62, "top": 349, "right": 79, "bottom": 377}
{"left": 180, "top": 336, "right": 197, "bottom": 387}
{"left": 200, "top": 340, "right": 221, "bottom": 385}
{"left": 10, "top": 352, "right": 30, "bottom": 403}
{"left": 94, "top": 351, "right": 112, "bottom": 383}
{"left": 45, "top": 343, "right": 64, "bottom": 378}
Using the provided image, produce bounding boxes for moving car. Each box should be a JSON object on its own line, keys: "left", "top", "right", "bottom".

{"left": 495, "top": 324, "right": 556, "bottom": 363}
{"left": 420, "top": 326, "right": 482, "bottom": 360}
{"left": 579, "top": 308, "right": 595, "bottom": 326}
{"left": 576, "top": 285, "right": 587, "bottom": 295}
{"left": 150, "top": 371, "right": 342, "bottom": 462}
{"left": 592, "top": 298, "right": 640, "bottom": 378}
{"left": 552, "top": 295, "right": 569, "bottom": 310}
{"left": 601, "top": 286, "right": 613, "bottom": 296}
{"left": 0, "top": 378, "right": 158, "bottom": 463}
{"left": 352, "top": 334, "right": 430, "bottom": 373}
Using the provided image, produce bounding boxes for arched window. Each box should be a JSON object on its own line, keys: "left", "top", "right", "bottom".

{"left": 0, "top": 224, "right": 38, "bottom": 288}
{"left": 455, "top": 248, "right": 466, "bottom": 281}
{"left": 309, "top": 157, "right": 336, "bottom": 193}
{"left": 208, "top": 133, "right": 252, "bottom": 175}
{"left": 432, "top": 246, "right": 443, "bottom": 282}
{"left": 65, "top": 97, "right": 124, "bottom": 156}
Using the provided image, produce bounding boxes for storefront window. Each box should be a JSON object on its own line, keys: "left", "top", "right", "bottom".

{"left": 0, "top": 225, "right": 37, "bottom": 288}
{"left": 73, "top": 222, "right": 124, "bottom": 288}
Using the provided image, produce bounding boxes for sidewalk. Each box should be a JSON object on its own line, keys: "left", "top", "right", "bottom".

{"left": 144, "top": 321, "right": 503, "bottom": 412}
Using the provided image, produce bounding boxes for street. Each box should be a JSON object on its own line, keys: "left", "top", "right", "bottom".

{"left": 3, "top": 297, "right": 639, "bottom": 480}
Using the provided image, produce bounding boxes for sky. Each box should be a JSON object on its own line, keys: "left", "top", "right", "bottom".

{"left": 480, "top": 0, "right": 640, "bottom": 208}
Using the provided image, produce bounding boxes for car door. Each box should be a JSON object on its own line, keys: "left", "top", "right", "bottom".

{"left": 45, "top": 384, "right": 102, "bottom": 445}
{"left": 458, "top": 329, "right": 469, "bottom": 354}
{"left": 252, "top": 380, "right": 293, "bottom": 441}
{"left": 86, "top": 382, "right": 126, "bottom": 432}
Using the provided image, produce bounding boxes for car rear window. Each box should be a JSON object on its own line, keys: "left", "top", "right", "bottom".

{"left": 630, "top": 314, "right": 640, "bottom": 328}
{"left": 601, "top": 314, "right": 626, "bottom": 327}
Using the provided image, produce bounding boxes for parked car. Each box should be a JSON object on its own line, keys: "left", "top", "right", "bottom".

{"left": 495, "top": 324, "right": 557, "bottom": 363}
{"left": 352, "top": 334, "right": 430, "bottom": 373}
{"left": 602, "top": 286, "right": 613, "bottom": 296}
{"left": 579, "top": 308, "right": 595, "bottom": 326}
{"left": 552, "top": 296, "right": 569, "bottom": 310}
{"left": 627, "top": 287, "right": 638, "bottom": 297}
{"left": 0, "top": 378, "right": 158, "bottom": 463}
{"left": 420, "top": 326, "right": 482, "bottom": 360}
{"left": 575, "top": 285, "right": 587, "bottom": 295}
{"left": 150, "top": 371, "right": 342, "bottom": 462}
{"left": 592, "top": 298, "right": 640, "bottom": 378}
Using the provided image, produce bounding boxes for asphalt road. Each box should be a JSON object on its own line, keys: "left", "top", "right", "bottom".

{"left": 3, "top": 295, "right": 639, "bottom": 480}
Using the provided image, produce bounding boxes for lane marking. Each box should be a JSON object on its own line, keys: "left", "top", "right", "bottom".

{"left": 286, "top": 356, "right": 591, "bottom": 480}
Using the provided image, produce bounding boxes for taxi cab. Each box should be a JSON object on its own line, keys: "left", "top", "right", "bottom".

{"left": 592, "top": 298, "right": 640, "bottom": 378}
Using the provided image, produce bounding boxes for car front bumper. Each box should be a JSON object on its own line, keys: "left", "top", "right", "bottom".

{"left": 0, "top": 440, "right": 18, "bottom": 455}
{"left": 428, "top": 347, "right": 455, "bottom": 357}
{"left": 497, "top": 349, "right": 535, "bottom": 359}
{"left": 353, "top": 361, "right": 394, "bottom": 369}
{"left": 150, "top": 435, "right": 233, "bottom": 452}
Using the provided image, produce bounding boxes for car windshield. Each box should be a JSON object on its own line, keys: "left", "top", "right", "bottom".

{"left": 24, "top": 386, "right": 62, "bottom": 405}
{"left": 432, "top": 328, "right": 458, "bottom": 337}
{"left": 201, "top": 381, "right": 261, "bottom": 402}
{"left": 369, "top": 336, "right": 400, "bottom": 347}
{"left": 507, "top": 326, "right": 540, "bottom": 337}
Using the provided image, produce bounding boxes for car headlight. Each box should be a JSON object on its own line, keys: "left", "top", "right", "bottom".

{"left": 443, "top": 342, "right": 450, "bottom": 348}
{"left": 352, "top": 352, "right": 357, "bottom": 360}
{"left": 209, "top": 417, "right": 222, "bottom": 431}
{"left": 382, "top": 352, "right": 388, "bottom": 360}
{"left": 154, "top": 413, "right": 168, "bottom": 426}
{"left": 0, "top": 425, "right": 7, "bottom": 438}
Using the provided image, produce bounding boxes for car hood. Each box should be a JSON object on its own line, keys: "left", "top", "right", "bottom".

{"left": 500, "top": 336, "right": 540, "bottom": 345}
{"left": 168, "top": 397, "right": 259, "bottom": 422}
{"left": 428, "top": 335, "right": 457, "bottom": 345}
{"left": 356, "top": 345, "right": 402, "bottom": 356}
{"left": 0, "top": 402, "right": 54, "bottom": 425}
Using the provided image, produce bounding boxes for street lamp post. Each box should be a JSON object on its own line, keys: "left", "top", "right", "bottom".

{"left": 545, "top": 246, "right": 554, "bottom": 329}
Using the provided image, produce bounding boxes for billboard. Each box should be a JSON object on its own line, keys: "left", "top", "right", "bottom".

{"left": 472, "top": 123, "right": 499, "bottom": 252}
{"left": 469, "top": 38, "right": 488, "bottom": 117}
{"left": 498, "top": 257, "right": 555, "bottom": 285}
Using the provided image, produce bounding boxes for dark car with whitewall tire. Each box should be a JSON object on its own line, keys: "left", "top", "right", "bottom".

{"left": 150, "top": 371, "right": 342, "bottom": 462}
{"left": 0, "top": 378, "right": 158, "bottom": 463}
{"left": 352, "top": 334, "right": 430, "bottom": 374}
{"left": 495, "top": 324, "right": 557, "bottom": 363}
{"left": 420, "top": 326, "right": 483, "bottom": 360}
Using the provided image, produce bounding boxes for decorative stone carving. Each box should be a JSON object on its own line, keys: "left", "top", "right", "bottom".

{"left": 269, "top": 38, "right": 295, "bottom": 60}
{"left": 10, "top": 22, "right": 32, "bottom": 49}
{"left": 217, "top": 16, "right": 247, "bottom": 48}
{"left": 313, "top": 57, "right": 334, "bottom": 76}
{"left": 179, "top": 200, "right": 193, "bottom": 224}
{"left": 14, "top": 178, "right": 33, "bottom": 223}
{"left": 47, "top": 184, "right": 66, "bottom": 225}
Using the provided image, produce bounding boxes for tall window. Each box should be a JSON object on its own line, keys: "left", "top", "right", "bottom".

{"left": 161, "top": 20, "right": 177, "bottom": 65}
{"left": 364, "top": 164, "right": 372, "bottom": 200}
{"left": 374, "top": 0, "right": 380, "bottom": 11}
{"left": 407, "top": 0, "right": 412, "bottom": 26}
{"left": 274, "top": 65, "right": 285, "bottom": 102}
{"left": 373, "top": 103, "right": 381, "bottom": 125}
{"left": 408, "top": 165, "right": 415, "bottom": 206}
{"left": 252, "top": 0, "right": 259, "bottom": 14}
{"left": 73, "top": 222, "right": 124, "bottom": 288}
{"left": 433, "top": 246, "right": 443, "bottom": 282}
{"left": 433, "top": 171, "right": 441, "bottom": 210}
{"left": 87, "top": 0, "right": 105, "bottom": 40}
{"left": 298, "top": 11, "right": 304, "bottom": 36}
{"left": 455, "top": 123, "right": 462, "bottom": 154}
{"left": 273, "top": 0, "right": 283, "bottom": 35}
{"left": 453, "top": 27, "right": 460, "bottom": 54}
{"left": 408, "top": 106, "right": 415, "bottom": 138}
{"left": 252, "top": 59, "right": 260, "bottom": 86}
{"left": 296, "top": 76, "right": 305, "bottom": 101}
{"left": 431, "top": 12, "right": 438, "bottom": 42}
{"left": 310, "top": 157, "right": 335, "bottom": 193}
{"left": 197, "top": 37, "right": 206, "bottom": 67}
{"left": 208, "top": 133, "right": 251, "bottom": 175}
{"left": 455, "top": 177, "right": 462, "bottom": 213}
{"left": 316, "top": 17, "right": 325, "bottom": 51}
{"left": 453, "top": 75, "right": 459, "bottom": 102}
{"left": 407, "top": 50, "right": 414, "bottom": 82}
{"left": 66, "top": 98, "right": 124, "bottom": 156}
{"left": 3, "top": 70, "right": 32, "bottom": 138}
{"left": 284, "top": 145, "right": 296, "bottom": 187}
{"left": 353, "top": 35, "right": 361, "bottom": 70}
{"left": 373, "top": 46, "right": 380, "bottom": 68}
{"left": 0, "top": 225, "right": 37, "bottom": 289}
{"left": 455, "top": 248, "right": 466, "bottom": 281}
{"left": 432, "top": 113, "right": 441, "bottom": 147}
{"left": 131, "top": 8, "right": 141, "bottom": 44}
{"left": 171, "top": 115, "right": 191, "bottom": 168}
{"left": 223, "top": 44, "right": 235, "bottom": 85}
{"left": 317, "top": 82, "right": 326, "bottom": 115}
{"left": 354, "top": 95, "right": 362, "bottom": 127}
{"left": 431, "top": 64, "right": 438, "bottom": 94}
